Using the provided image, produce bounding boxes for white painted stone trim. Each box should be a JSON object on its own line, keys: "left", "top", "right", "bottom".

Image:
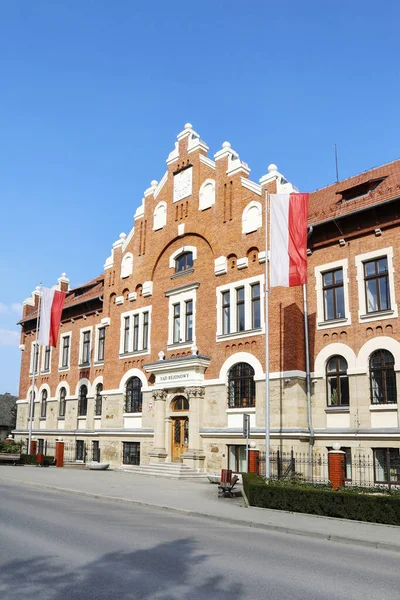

{"left": 219, "top": 352, "right": 264, "bottom": 381}
{"left": 216, "top": 274, "right": 265, "bottom": 337}
{"left": 355, "top": 246, "right": 398, "bottom": 323}
{"left": 314, "top": 258, "right": 351, "bottom": 330}
{"left": 169, "top": 246, "right": 197, "bottom": 269}
{"left": 313, "top": 343, "right": 357, "bottom": 378}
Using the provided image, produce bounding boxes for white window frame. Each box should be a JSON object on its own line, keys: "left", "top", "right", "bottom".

{"left": 119, "top": 307, "right": 152, "bottom": 357}
{"left": 30, "top": 341, "right": 40, "bottom": 375}
{"left": 79, "top": 326, "right": 93, "bottom": 367}
{"left": 169, "top": 246, "right": 197, "bottom": 269}
{"left": 40, "top": 345, "right": 52, "bottom": 374}
{"left": 355, "top": 247, "right": 398, "bottom": 323}
{"left": 94, "top": 323, "right": 106, "bottom": 364}
{"left": 59, "top": 331, "right": 72, "bottom": 371}
{"left": 315, "top": 259, "right": 351, "bottom": 330}
{"left": 167, "top": 283, "right": 198, "bottom": 348}
{"left": 216, "top": 275, "right": 265, "bottom": 341}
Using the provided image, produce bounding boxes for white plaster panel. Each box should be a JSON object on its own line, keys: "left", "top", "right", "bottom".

{"left": 58, "top": 420, "right": 65, "bottom": 430}
{"left": 326, "top": 412, "right": 350, "bottom": 429}
{"left": 370, "top": 408, "right": 398, "bottom": 428}
{"left": 124, "top": 416, "right": 143, "bottom": 429}
{"left": 227, "top": 410, "right": 256, "bottom": 429}
{"left": 78, "top": 419, "right": 87, "bottom": 430}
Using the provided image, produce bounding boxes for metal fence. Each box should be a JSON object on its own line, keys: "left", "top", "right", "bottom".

{"left": 257, "top": 447, "right": 400, "bottom": 489}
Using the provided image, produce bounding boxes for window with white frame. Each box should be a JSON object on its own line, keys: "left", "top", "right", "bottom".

{"left": 30, "top": 342, "right": 40, "bottom": 374}
{"left": 355, "top": 247, "right": 398, "bottom": 322}
{"left": 79, "top": 328, "right": 92, "bottom": 366}
{"left": 216, "top": 276, "right": 264, "bottom": 340}
{"left": 96, "top": 326, "right": 106, "bottom": 362}
{"left": 59, "top": 333, "right": 71, "bottom": 370}
{"left": 120, "top": 308, "right": 151, "bottom": 355}
{"left": 42, "top": 345, "right": 51, "bottom": 373}
{"left": 167, "top": 283, "right": 198, "bottom": 347}
{"left": 315, "top": 259, "right": 351, "bottom": 329}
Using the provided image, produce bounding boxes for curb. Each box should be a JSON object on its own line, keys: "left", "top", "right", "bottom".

{"left": 1, "top": 476, "right": 399, "bottom": 554}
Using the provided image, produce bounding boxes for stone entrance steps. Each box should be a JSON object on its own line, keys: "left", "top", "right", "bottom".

{"left": 119, "top": 462, "right": 208, "bottom": 479}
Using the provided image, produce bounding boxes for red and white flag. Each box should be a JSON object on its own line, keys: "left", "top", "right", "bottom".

{"left": 38, "top": 287, "right": 66, "bottom": 347}
{"left": 270, "top": 193, "right": 309, "bottom": 287}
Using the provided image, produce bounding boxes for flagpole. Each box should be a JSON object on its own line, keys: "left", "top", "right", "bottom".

{"left": 265, "top": 192, "right": 270, "bottom": 478}
{"left": 28, "top": 284, "right": 42, "bottom": 455}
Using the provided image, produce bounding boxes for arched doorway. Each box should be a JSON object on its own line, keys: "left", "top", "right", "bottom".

{"left": 171, "top": 396, "right": 189, "bottom": 462}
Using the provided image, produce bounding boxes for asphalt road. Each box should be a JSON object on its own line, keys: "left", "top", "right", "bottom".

{"left": 0, "top": 481, "right": 399, "bottom": 600}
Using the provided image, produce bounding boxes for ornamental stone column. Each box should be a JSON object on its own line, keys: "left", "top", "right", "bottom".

{"left": 149, "top": 390, "right": 168, "bottom": 463}
{"left": 181, "top": 386, "right": 205, "bottom": 471}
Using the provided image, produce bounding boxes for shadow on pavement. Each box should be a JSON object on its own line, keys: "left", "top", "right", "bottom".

{"left": 0, "top": 538, "right": 244, "bottom": 600}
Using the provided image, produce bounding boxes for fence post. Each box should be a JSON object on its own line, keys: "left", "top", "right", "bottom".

{"left": 328, "top": 443, "right": 345, "bottom": 490}
{"left": 55, "top": 440, "right": 65, "bottom": 468}
{"left": 277, "top": 449, "right": 281, "bottom": 479}
{"left": 290, "top": 448, "right": 295, "bottom": 477}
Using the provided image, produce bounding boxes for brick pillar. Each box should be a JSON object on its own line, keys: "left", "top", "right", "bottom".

{"left": 55, "top": 441, "right": 65, "bottom": 468}
{"left": 328, "top": 449, "right": 345, "bottom": 490}
{"left": 248, "top": 449, "right": 260, "bottom": 474}
{"left": 30, "top": 440, "right": 37, "bottom": 455}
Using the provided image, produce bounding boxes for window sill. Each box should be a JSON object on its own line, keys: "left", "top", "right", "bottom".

{"left": 369, "top": 404, "right": 398, "bottom": 411}
{"left": 79, "top": 363, "right": 91, "bottom": 368}
{"left": 317, "top": 317, "right": 349, "bottom": 327}
{"left": 119, "top": 349, "right": 150, "bottom": 359}
{"left": 123, "top": 412, "right": 142, "bottom": 417}
{"left": 360, "top": 309, "right": 394, "bottom": 319}
{"left": 167, "top": 341, "right": 193, "bottom": 350}
{"left": 39, "top": 417, "right": 46, "bottom": 421}
{"left": 40, "top": 369, "right": 50, "bottom": 375}
{"left": 226, "top": 407, "right": 256, "bottom": 414}
{"left": 57, "top": 416, "right": 65, "bottom": 421}
{"left": 77, "top": 416, "right": 87, "bottom": 420}
{"left": 94, "top": 415, "right": 102, "bottom": 419}
{"left": 170, "top": 268, "right": 194, "bottom": 280}
{"left": 58, "top": 366, "right": 70, "bottom": 372}
{"left": 93, "top": 360, "right": 104, "bottom": 366}
{"left": 217, "top": 328, "right": 263, "bottom": 342}
{"left": 325, "top": 406, "right": 350, "bottom": 413}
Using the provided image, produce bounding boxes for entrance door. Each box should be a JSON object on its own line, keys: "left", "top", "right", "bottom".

{"left": 172, "top": 417, "right": 188, "bottom": 462}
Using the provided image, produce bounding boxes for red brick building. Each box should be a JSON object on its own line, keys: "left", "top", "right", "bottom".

{"left": 15, "top": 124, "right": 400, "bottom": 483}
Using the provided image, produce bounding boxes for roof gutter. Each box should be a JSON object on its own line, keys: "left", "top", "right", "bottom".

{"left": 310, "top": 194, "right": 400, "bottom": 229}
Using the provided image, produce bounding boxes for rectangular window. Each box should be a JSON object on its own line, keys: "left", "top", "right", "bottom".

{"left": 92, "top": 441, "right": 100, "bottom": 462}
{"left": 228, "top": 445, "right": 247, "bottom": 473}
{"left": 373, "top": 448, "right": 400, "bottom": 484}
{"left": 251, "top": 283, "right": 261, "bottom": 329}
{"left": 142, "top": 311, "right": 149, "bottom": 350}
{"left": 75, "top": 440, "right": 86, "bottom": 462}
{"left": 222, "top": 291, "right": 230, "bottom": 334}
{"left": 123, "top": 316, "right": 130, "bottom": 353}
{"left": 123, "top": 441, "right": 141, "bottom": 466}
{"left": 173, "top": 303, "right": 181, "bottom": 343}
{"left": 236, "top": 287, "right": 245, "bottom": 332}
{"left": 32, "top": 343, "right": 39, "bottom": 374}
{"left": 364, "top": 258, "right": 390, "bottom": 313}
{"left": 38, "top": 439, "right": 44, "bottom": 455}
{"left": 185, "top": 300, "right": 193, "bottom": 342}
{"left": 82, "top": 331, "right": 91, "bottom": 365}
{"left": 133, "top": 314, "right": 139, "bottom": 351}
{"left": 43, "top": 346, "right": 51, "bottom": 371}
{"left": 61, "top": 336, "right": 70, "bottom": 368}
{"left": 97, "top": 327, "right": 105, "bottom": 361}
{"left": 323, "top": 268, "right": 345, "bottom": 320}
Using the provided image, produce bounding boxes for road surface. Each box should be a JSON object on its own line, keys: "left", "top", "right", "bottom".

{"left": 0, "top": 481, "right": 398, "bottom": 600}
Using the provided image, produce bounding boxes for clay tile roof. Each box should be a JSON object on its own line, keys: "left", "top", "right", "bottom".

{"left": 308, "top": 158, "right": 400, "bottom": 226}
{"left": 20, "top": 275, "right": 104, "bottom": 324}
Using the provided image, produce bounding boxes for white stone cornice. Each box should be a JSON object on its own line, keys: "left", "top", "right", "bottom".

{"left": 154, "top": 171, "right": 168, "bottom": 199}
{"left": 199, "top": 154, "right": 216, "bottom": 170}
{"left": 241, "top": 177, "right": 261, "bottom": 195}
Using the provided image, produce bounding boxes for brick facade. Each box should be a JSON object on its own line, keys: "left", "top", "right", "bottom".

{"left": 14, "top": 124, "right": 400, "bottom": 480}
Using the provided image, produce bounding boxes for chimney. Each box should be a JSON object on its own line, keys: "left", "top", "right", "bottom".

{"left": 58, "top": 273, "right": 70, "bottom": 293}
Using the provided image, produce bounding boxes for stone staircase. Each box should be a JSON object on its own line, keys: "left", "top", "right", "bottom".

{"left": 119, "top": 462, "right": 208, "bottom": 479}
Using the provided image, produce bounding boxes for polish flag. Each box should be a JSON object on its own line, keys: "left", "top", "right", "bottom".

{"left": 270, "top": 193, "right": 309, "bottom": 287}
{"left": 38, "top": 287, "right": 66, "bottom": 347}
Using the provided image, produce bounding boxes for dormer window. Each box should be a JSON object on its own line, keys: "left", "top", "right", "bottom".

{"left": 176, "top": 252, "right": 193, "bottom": 273}
{"left": 336, "top": 177, "right": 386, "bottom": 203}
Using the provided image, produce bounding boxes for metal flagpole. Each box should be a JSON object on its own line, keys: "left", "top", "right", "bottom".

{"left": 265, "top": 192, "right": 270, "bottom": 478}
{"left": 28, "top": 284, "right": 42, "bottom": 455}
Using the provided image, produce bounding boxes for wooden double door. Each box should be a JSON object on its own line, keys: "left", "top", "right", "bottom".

{"left": 171, "top": 417, "right": 189, "bottom": 462}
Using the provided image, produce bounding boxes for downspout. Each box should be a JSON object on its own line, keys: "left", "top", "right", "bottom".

{"left": 305, "top": 226, "right": 314, "bottom": 479}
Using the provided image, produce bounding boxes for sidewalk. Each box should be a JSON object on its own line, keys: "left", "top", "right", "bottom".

{"left": 1, "top": 465, "right": 399, "bottom": 552}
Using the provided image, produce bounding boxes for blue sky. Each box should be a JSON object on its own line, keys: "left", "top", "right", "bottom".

{"left": 0, "top": 1, "right": 399, "bottom": 395}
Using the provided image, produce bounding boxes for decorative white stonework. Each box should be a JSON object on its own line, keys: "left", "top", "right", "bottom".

{"left": 199, "top": 179, "right": 215, "bottom": 210}
{"left": 121, "top": 253, "right": 133, "bottom": 278}
{"left": 128, "top": 292, "right": 137, "bottom": 302}
{"left": 142, "top": 281, "right": 153, "bottom": 297}
{"left": 153, "top": 201, "right": 167, "bottom": 231}
{"left": 100, "top": 317, "right": 110, "bottom": 326}
{"left": 144, "top": 180, "right": 158, "bottom": 197}
{"left": 258, "top": 251, "right": 266, "bottom": 264}
{"left": 237, "top": 257, "right": 248, "bottom": 270}
{"left": 242, "top": 201, "right": 262, "bottom": 234}
{"left": 115, "top": 296, "right": 124, "bottom": 305}
{"left": 173, "top": 167, "right": 193, "bottom": 202}
{"left": 214, "top": 141, "right": 250, "bottom": 177}
{"left": 178, "top": 223, "right": 185, "bottom": 236}
{"left": 134, "top": 201, "right": 145, "bottom": 221}
{"left": 214, "top": 256, "right": 228, "bottom": 276}
{"left": 57, "top": 272, "right": 70, "bottom": 290}
{"left": 259, "top": 163, "right": 298, "bottom": 193}
{"left": 154, "top": 171, "right": 168, "bottom": 199}
{"left": 144, "top": 354, "right": 210, "bottom": 390}
{"left": 113, "top": 232, "right": 127, "bottom": 249}
{"left": 19, "top": 344, "right": 25, "bottom": 351}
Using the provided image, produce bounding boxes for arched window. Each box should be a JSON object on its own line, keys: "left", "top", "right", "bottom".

{"left": 40, "top": 389, "right": 47, "bottom": 418}
{"left": 121, "top": 253, "right": 133, "bottom": 279}
{"left": 171, "top": 396, "right": 189, "bottom": 411}
{"left": 95, "top": 383, "right": 103, "bottom": 416}
{"left": 242, "top": 202, "right": 262, "bottom": 234}
{"left": 326, "top": 356, "right": 349, "bottom": 406}
{"left": 228, "top": 363, "right": 255, "bottom": 408}
{"left": 59, "top": 387, "right": 66, "bottom": 418}
{"left": 175, "top": 251, "right": 193, "bottom": 273}
{"left": 125, "top": 377, "right": 142, "bottom": 413}
{"left": 370, "top": 350, "right": 397, "bottom": 404}
{"left": 78, "top": 384, "right": 88, "bottom": 416}
{"left": 199, "top": 179, "right": 215, "bottom": 210}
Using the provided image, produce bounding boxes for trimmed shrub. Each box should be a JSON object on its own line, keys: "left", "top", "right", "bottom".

{"left": 243, "top": 473, "right": 400, "bottom": 526}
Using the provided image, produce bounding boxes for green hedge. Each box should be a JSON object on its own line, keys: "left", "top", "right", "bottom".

{"left": 243, "top": 473, "right": 400, "bottom": 525}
